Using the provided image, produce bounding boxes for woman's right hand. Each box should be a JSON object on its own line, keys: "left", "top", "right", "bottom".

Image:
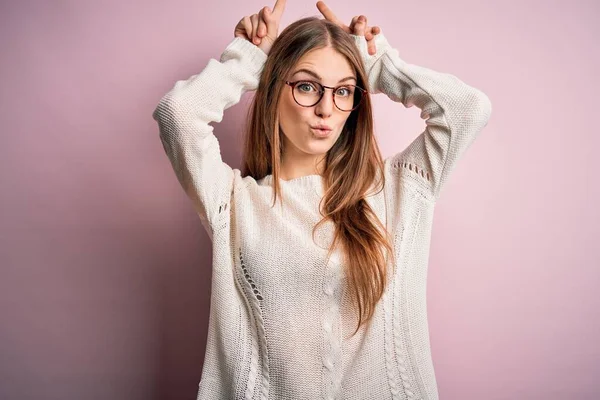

{"left": 234, "top": 0, "right": 287, "bottom": 56}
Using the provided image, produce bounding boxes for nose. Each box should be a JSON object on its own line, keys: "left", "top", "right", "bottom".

{"left": 314, "top": 88, "right": 334, "bottom": 118}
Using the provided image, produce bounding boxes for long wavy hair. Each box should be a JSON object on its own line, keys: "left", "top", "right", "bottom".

{"left": 241, "top": 16, "right": 395, "bottom": 337}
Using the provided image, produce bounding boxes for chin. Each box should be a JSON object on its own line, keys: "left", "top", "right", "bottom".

{"left": 303, "top": 139, "right": 335, "bottom": 155}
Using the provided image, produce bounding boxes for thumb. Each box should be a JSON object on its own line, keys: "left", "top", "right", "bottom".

{"left": 263, "top": 7, "right": 277, "bottom": 33}
{"left": 263, "top": 7, "right": 271, "bottom": 22}
{"left": 354, "top": 15, "right": 367, "bottom": 36}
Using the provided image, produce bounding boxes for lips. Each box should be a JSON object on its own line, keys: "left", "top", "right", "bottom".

{"left": 311, "top": 124, "right": 332, "bottom": 131}
{"left": 311, "top": 127, "right": 333, "bottom": 138}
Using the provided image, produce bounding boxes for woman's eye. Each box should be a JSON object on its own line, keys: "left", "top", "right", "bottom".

{"left": 298, "top": 82, "right": 317, "bottom": 92}
{"left": 336, "top": 87, "right": 352, "bottom": 97}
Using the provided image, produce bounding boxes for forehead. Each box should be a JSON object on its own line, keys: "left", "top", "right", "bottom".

{"left": 291, "top": 47, "right": 355, "bottom": 80}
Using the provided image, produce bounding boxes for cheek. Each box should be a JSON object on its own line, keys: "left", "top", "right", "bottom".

{"left": 336, "top": 115, "right": 351, "bottom": 134}
{"left": 340, "top": 114, "right": 351, "bottom": 126}
{"left": 279, "top": 97, "right": 309, "bottom": 129}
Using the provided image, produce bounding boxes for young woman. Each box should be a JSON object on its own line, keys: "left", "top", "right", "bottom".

{"left": 152, "top": 1, "right": 492, "bottom": 399}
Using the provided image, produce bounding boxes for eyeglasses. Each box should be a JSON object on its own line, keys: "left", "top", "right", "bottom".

{"left": 284, "top": 80, "right": 367, "bottom": 112}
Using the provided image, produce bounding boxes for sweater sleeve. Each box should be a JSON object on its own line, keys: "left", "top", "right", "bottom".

{"left": 152, "top": 37, "right": 267, "bottom": 239}
{"left": 351, "top": 32, "right": 492, "bottom": 202}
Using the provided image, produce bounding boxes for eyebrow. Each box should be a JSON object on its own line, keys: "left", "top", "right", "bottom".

{"left": 291, "top": 68, "right": 357, "bottom": 84}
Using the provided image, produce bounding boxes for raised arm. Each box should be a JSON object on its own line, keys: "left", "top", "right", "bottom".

{"left": 152, "top": 38, "right": 267, "bottom": 238}
{"left": 352, "top": 31, "right": 492, "bottom": 201}
{"left": 152, "top": 2, "right": 286, "bottom": 240}
{"left": 317, "top": 2, "right": 492, "bottom": 201}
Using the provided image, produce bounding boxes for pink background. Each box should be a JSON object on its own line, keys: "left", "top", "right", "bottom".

{"left": 1, "top": 0, "right": 598, "bottom": 399}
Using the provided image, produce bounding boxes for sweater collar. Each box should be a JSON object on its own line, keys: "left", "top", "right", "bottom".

{"left": 261, "top": 174, "right": 325, "bottom": 197}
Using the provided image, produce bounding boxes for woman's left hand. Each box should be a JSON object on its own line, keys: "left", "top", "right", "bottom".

{"left": 316, "top": 1, "right": 381, "bottom": 55}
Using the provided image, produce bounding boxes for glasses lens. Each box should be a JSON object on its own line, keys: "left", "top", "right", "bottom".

{"left": 293, "top": 81, "right": 363, "bottom": 111}
{"left": 334, "top": 85, "right": 362, "bottom": 111}
{"left": 293, "top": 81, "right": 322, "bottom": 107}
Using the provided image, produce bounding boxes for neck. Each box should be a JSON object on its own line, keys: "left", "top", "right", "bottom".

{"left": 279, "top": 154, "right": 326, "bottom": 181}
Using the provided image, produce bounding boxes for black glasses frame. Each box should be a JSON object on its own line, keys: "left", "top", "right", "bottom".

{"left": 284, "top": 80, "right": 368, "bottom": 112}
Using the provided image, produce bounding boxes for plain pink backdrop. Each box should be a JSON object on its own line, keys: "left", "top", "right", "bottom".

{"left": 1, "top": 0, "right": 598, "bottom": 399}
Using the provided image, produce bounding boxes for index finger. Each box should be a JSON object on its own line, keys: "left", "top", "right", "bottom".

{"left": 271, "top": 0, "right": 287, "bottom": 18}
{"left": 316, "top": 1, "right": 349, "bottom": 32}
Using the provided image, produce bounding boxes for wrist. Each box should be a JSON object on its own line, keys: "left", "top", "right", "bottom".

{"left": 220, "top": 37, "right": 268, "bottom": 75}
{"left": 351, "top": 32, "right": 391, "bottom": 72}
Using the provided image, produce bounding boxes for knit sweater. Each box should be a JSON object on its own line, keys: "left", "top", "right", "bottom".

{"left": 152, "top": 31, "right": 492, "bottom": 400}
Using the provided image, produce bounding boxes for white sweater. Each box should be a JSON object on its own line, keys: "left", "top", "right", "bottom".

{"left": 152, "top": 31, "right": 492, "bottom": 400}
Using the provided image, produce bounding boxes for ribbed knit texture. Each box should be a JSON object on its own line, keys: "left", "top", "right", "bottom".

{"left": 152, "top": 31, "right": 492, "bottom": 400}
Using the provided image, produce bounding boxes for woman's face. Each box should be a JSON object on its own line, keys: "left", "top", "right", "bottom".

{"left": 278, "top": 46, "right": 356, "bottom": 163}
